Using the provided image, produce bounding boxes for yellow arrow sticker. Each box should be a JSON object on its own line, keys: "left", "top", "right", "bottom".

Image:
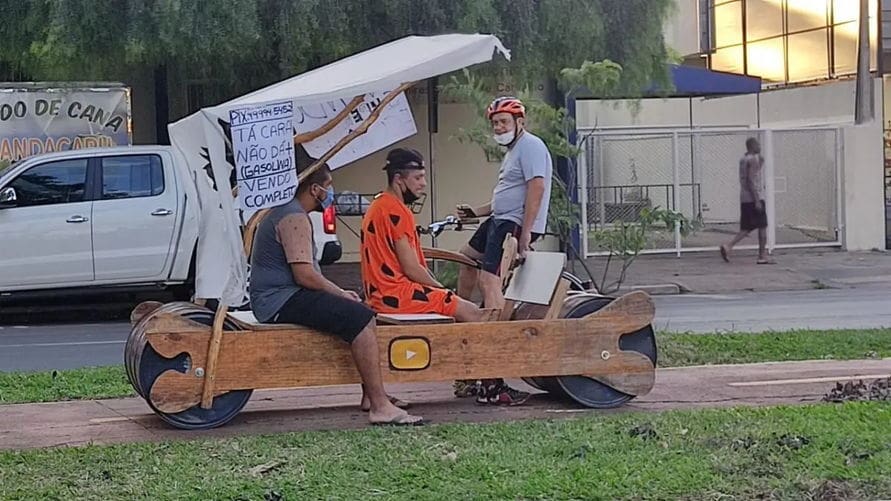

{"left": 389, "top": 337, "right": 430, "bottom": 370}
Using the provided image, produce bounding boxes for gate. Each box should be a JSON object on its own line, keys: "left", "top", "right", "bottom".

{"left": 578, "top": 128, "right": 843, "bottom": 256}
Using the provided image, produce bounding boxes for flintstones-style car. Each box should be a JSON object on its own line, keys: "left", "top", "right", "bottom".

{"left": 121, "top": 34, "right": 657, "bottom": 430}
{"left": 125, "top": 230, "right": 656, "bottom": 430}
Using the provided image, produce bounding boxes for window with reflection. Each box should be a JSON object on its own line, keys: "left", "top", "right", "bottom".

{"left": 706, "top": 0, "right": 877, "bottom": 85}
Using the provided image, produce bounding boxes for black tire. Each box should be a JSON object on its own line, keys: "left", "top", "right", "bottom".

{"left": 125, "top": 302, "right": 253, "bottom": 430}
{"left": 561, "top": 271, "right": 588, "bottom": 292}
{"left": 554, "top": 296, "right": 657, "bottom": 409}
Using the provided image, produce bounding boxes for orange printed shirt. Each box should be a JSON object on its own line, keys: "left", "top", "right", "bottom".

{"left": 360, "top": 192, "right": 458, "bottom": 316}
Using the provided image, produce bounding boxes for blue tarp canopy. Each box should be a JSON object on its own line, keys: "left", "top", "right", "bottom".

{"left": 658, "top": 64, "right": 762, "bottom": 96}
{"left": 569, "top": 64, "right": 762, "bottom": 99}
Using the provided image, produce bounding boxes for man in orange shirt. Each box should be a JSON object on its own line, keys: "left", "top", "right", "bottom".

{"left": 361, "top": 148, "right": 531, "bottom": 407}
{"left": 361, "top": 148, "right": 492, "bottom": 322}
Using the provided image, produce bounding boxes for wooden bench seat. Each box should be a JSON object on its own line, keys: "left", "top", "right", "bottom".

{"left": 227, "top": 310, "right": 455, "bottom": 330}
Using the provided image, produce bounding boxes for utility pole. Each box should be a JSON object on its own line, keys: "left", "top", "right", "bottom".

{"left": 855, "top": 0, "right": 875, "bottom": 124}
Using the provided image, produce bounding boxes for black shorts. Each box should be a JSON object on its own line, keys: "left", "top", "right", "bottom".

{"left": 273, "top": 289, "right": 374, "bottom": 344}
{"left": 740, "top": 200, "right": 767, "bottom": 231}
{"left": 467, "top": 218, "right": 541, "bottom": 275}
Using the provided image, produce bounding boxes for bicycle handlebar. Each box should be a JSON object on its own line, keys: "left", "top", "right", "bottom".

{"left": 418, "top": 215, "right": 480, "bottom": 237}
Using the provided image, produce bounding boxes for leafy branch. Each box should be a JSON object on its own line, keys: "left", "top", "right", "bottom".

{"left": 591, "top": 207, "right": 699, "bottom": 293}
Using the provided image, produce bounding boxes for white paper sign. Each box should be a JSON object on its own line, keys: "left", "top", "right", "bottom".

{"left": 229, "top": 100, "right": 297, "bottom": 210}
{"left": 294, "top": 90, "right": 417, "bottom": 169}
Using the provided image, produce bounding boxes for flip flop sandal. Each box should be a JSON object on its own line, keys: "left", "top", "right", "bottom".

{"left": 756, "top": 259, "right": 776, "bottom": 265}
{"left": 361, "top": 395, "right": 410, "bottom": 412}
{"left": 371, "top": 414, "right": 425, "bottom": 427}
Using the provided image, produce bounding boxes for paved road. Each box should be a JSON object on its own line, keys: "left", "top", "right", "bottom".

{"left": 2, "top": 286, "right": 890, "bottom": 372}
{"left": 653, "top": 286, "right": 891, "bottom": 333}
{"left": 0, "top": 322, "right": 129, "bottom": 372}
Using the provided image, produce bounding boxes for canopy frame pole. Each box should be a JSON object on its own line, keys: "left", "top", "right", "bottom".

{"left": 293, "top": 95, "right": 366, "bottom": 145}
{"left": 298, "top": 81, "right": 417, "bottom": 183}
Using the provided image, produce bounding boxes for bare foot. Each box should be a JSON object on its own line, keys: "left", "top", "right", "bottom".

{"left": 361, "top": 394, "right": 409, "bottom": 412}
{"left": 368, "top": 405, "right": 424, "bottom": 426}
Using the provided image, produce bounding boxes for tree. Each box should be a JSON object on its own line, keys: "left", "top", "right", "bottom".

{"left": 0, "top": 0, "right": 675, "bottom": 101}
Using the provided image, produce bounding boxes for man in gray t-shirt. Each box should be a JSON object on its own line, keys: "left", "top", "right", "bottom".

{"left": 248, "top": 164, "right": 422, "bottom": 426}
{"left": 453, "top": 96, "right": 552, "bottom": 407}
{"left": 456, "top": 96, "right": 552, "bottom": 312}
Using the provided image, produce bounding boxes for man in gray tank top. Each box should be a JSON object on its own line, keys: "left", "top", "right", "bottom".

{"left": 720, "top": 137, "right": 774, "bottom": 265}
{"left": 249, "top": 164, "right": 422, "bottom": 426}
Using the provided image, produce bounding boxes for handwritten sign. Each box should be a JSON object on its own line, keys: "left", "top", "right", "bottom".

{"left": 229, "top": 101, "right": 297, "bottom": 210}
{"left": 295, "top": 90, "right": 416, "bottom": 169}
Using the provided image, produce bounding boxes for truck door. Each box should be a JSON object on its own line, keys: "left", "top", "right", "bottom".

{"left": 0, "top": 158, "right": 94, "bottom": 289}
{"left": 90, "top": 153, "right": 178, "bottom": 281}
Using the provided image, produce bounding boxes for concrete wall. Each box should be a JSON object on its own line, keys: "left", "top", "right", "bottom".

{"left": 842, "top": 123, "right": 885, "bottom": 250}
{"left": 577, "top": 78, "right": 871, "bottom": 129}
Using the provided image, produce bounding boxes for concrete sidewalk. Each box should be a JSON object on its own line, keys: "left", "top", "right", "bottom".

{"left": 325, "top": 248, "right": 891, "bottom": 296}
{"left": 2, "top": 359, "right": 888, "bottom": 451}
{"left": 582, "top": 248, "right": 891, "bottom": 295}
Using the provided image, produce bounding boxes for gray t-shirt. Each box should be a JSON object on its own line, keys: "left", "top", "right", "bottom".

{"left": 739, "top": 153, "right": 765, "bottom": 203}
{"left": 491, "top": 131, "right": 553, "bottom": 234}
{"left": 249, "top": 200, "right": 320, "bottom": 322}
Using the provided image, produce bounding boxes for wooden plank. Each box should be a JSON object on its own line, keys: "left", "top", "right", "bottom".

{"left": 228, "top": 312, "right": 455, "bottom": 330}
{"left": 422, "top": 247, "right": 478, "bottom": 267}
{"left": 200, "top": 303, "right": 228, "bottom": 409}
{"left": 498, "top": 300, "right": 516, "bottom": 321}
{"left": 130, "top": 301, "right": 163, "bottom": 327}
{"left": 376, "top": 313, "right": 455, "bottom": 325}
{"left": 242, "top": 209, "right": 270, "bottom": 258}
{"left": 499, "top": 235, "right": 518, "bottom": 289}
{"left": 143, "top": 291, "right": 656, "bottom": 413}
{"left": 544, "top": 279, "right": 571, "bottom": 321}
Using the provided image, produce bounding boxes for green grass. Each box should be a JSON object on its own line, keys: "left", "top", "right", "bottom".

{"left": 0, "top": 403, "right": 889, "bottom": 500}
{"left": 0, "top": 366, "right": 132, "bottom": 404}
{"left": 657, "top": 328, "right": 891, "bottom": 367}
{"left": 1, "top": 328, "right": 889, "bottom": 405}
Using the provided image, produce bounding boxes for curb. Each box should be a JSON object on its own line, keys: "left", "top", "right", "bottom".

{"left": 616, "top": 283, "right": 683, "bottom": 295}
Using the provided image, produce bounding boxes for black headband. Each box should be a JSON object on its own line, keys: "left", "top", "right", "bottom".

{"left": 382, "top": 160, "right": 425, "bottom": 171}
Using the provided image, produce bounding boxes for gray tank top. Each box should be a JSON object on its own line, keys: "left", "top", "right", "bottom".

{"left": 249, "top": 200, "right": 320, "bottom": 322}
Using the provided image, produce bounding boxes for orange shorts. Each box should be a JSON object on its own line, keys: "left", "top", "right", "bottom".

{"left": 369, "top": 284, "right": 460, "bottom": 317}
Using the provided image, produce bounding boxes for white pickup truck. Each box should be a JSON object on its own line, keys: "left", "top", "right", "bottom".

{"left": 0, "top": 146, "right": 342, "bottom": 300}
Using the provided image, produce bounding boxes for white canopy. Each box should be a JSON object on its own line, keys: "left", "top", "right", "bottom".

{"left": 168, "top": 34, "right": 511, "bottom": 306}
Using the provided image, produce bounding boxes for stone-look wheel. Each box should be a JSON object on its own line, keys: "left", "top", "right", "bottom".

{"left": 124, "top": 302, "right": 253, "bottom": 430}
{"left": 556, "top": 295, "right": 657, "bottom": 408}
{"left": 514, "top": 294, "right": 657, "bottom": 408}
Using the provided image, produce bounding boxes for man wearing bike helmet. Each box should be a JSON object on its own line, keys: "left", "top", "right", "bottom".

{"left": 453, "top": 96, "right": 552, "bottom": 406}
{"left": 361, "top": 148, "right": 495, "bottom": 323}
{"left": 456, "top": 96, "right": 552, "bottom": 311}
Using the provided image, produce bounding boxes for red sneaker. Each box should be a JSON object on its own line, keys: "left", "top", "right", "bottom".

{"left": 476, "top": 383, "right": 531, "bottom": 406}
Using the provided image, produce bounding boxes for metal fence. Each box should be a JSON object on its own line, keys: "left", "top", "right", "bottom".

{"left": 578, "top": 127, "right": 843, "bottom": 256}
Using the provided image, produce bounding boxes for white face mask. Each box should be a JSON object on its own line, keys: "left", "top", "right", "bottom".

{"left": 493, "top": 130, "right": 515, "bottom": 146}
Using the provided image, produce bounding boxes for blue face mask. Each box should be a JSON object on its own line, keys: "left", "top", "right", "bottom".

{"left": 318, "top": 185, "right": 335, "bottom": 210}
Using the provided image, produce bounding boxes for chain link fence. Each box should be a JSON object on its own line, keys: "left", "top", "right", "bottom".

{"left": 579, "top": 127, "right": 842, "bottom": 256}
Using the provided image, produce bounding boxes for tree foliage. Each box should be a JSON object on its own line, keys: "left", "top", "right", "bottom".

{"left": 0, "top": 0, "right": 675, "bottom": 98}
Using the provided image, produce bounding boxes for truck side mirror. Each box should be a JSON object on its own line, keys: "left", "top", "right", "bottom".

{"left": 0, "top": 187, "right": 18, "bottom": 208}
